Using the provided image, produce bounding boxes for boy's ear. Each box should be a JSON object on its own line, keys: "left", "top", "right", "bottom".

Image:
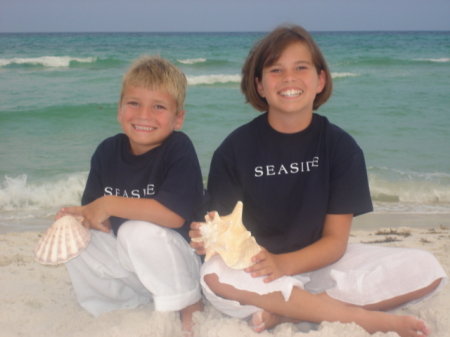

{"left": 174, "top": 110, "right": 186, "bottom": 130}
{"left": 117, "top": 102, "right": 122, "bottom": 123}
{"left": 255, "top": 77, "right": 266, "bottom": 98}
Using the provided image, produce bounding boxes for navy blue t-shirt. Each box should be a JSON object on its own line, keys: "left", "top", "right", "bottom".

{"left": 81, "top": 131, "right": 205, "bottom": 241}
{"left": 207, "top": 113, "right": 373, "bottom": 254}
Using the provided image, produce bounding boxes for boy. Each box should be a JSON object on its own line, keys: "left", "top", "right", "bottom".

{"left": 58, "top": 56, "right": 205, "bottom": 334}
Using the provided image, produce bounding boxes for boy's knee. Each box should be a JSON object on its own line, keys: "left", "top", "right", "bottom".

{"left": 117, "top": 220, "right": 169, "bottom": 248}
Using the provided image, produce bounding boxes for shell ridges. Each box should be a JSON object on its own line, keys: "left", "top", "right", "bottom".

{"left": 33, "top": 215, "right": 91, "bottom": 265}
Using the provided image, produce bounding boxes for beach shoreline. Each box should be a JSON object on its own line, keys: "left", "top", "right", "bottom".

{"left": 1, "top": 215, "right": 449, "bottom": 337}
{"left": 2, "top": 211, "right": 449, "bottom": 235}
{"left": 353, "top": 212, "right": 450, "bottom": 230}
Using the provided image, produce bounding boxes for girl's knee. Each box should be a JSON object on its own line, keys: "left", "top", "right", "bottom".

{"left": 204, "top": 273, "right": 238, "bottom": 300}
{"left": 203, "top": 272, "right": 253, "bottom": 304}
{"left": 421, "top": 278, "right": 442, "bottom": 295}
{"left": 204, "top": 273, "right": 222, "bottom": 294}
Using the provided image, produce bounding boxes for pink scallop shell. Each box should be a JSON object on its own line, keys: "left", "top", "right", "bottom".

{"left": 33, "top": 215, "right": 91, "bottom": 265}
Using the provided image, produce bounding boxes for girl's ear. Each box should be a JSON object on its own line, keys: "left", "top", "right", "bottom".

{"left": 316, "top": 70, "right": 326, "bottom": 94}
{"left": 255, "top": 77, "right": 266, "bottom": 98}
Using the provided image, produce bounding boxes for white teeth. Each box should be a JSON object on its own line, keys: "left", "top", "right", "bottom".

{"left": 134, "top": 125, "right": 154, "bottom": 131}
{"left": 280, "top": 89, "right": 303, "bottom": 97}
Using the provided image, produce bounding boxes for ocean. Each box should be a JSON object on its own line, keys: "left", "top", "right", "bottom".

{"left": 1, "top": 31, "right": 449, "bottom": 233}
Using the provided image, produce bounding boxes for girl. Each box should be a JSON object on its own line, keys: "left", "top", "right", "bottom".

{"left": 190, "top": 25, "right": 447, "bottom": 337}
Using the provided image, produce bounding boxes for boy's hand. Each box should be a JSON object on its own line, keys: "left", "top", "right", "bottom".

{"left": 60, "top": 196, "right": 112, "bottom": 233}
{"left": 189, "top": 221, "right": 206, "bottom": 255}
{"left": 55, "top": 209, "right": 71, "bottom": 221}
{"left": 244, "top": 247, "right": 288, "bottom": 283}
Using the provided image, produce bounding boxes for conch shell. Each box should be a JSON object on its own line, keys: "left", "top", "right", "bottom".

{"left": 193, "top": 201, "right": 261, "bottom": 269}
{"left": 33, "top": 215, "right": 91, "bottom": 265}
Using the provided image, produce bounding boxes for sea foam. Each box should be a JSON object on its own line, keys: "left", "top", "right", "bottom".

{"left": 0, "top": 56, "right": 97, "bottom": 68}
{"left": 177, "top": 58, "right": 207, "bottom": 64}
{"left": 331, "top": 72, "right": 360, "bottom": 78}
{"left": 0, "top": 174, "right": 86, "bottom": 211}
{"left": 413, "top": 58, "right": 450, "bottom": 63}
{"left": 187, "top": 74, "right": 241, "bottom": 85}
{"left": 368, "top": 168, "right": 450, "bottom": 213}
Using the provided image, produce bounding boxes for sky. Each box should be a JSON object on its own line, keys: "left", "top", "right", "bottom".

{"left": 1, "top": 0, "right": 450, "bottom": 33}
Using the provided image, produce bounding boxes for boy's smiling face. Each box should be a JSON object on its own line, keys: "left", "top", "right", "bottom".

{"left": 118, "top": 85, "right": 185, "bottom": 155}
{"left": 256, "top": 42, "right": 326, "bottom": 119}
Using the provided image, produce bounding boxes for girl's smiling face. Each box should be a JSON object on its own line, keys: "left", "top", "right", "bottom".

{"left": 256, "top": 42, "right": 326, "bottom": 120}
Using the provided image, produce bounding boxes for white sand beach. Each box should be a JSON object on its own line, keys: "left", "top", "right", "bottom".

{"left": 1, "top": 213, "right": 449, "bottom": 337}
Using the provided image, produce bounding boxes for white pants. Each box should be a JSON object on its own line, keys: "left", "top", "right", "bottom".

{"left": 201, "top": 243, "right": 448, "bottom": 319}
{"left": 66, "top": 220, "right": 202, "bottom": 317}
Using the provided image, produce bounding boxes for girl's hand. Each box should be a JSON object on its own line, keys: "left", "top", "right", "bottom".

{"left": 189, "top": 211, "right": 216, "bottom": 255}
{"left": 244, "top": 247, "right": 288, "bottom": 283}
{"left": 189, "top": 221, "right": 206, "bottom": 255}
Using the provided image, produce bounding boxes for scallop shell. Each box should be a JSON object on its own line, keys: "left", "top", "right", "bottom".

{"left": 33, "top": 215, "right": 91, "bottom": 265}
{"left": 193, "top": 201, "right": 261, "bottom": 269}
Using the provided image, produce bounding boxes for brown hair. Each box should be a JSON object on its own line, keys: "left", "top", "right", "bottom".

{"left": 120, "top": 55, "right": 187, "bottom": 113}
{"left": 241, "top": 24, "right": 333, "bottom": 112}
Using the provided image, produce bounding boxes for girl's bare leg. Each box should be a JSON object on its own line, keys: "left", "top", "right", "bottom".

{"left": 204, "top": 273, "right": 429, "bottom": 337}
{"left": 362, "top": 278, "right": 441, "bottom": 311}
{"left": 314, "top": 278, "right": 442, "bottom": 312}
{"left": 248, "top": 277, "right": 442, "bottom": 332}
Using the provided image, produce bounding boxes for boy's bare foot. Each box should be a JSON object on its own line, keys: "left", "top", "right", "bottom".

{"left": 249, "top": 310, "right": 301, "bottom": 333}
{"left": 180, "top": 299, "right": 204, "bottom": 336}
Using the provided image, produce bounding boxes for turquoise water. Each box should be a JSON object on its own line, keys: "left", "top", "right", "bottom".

{"left": 1, "top": 31, "right": 449, "bottom": 232}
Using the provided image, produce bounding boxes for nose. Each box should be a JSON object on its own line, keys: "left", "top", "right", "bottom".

{"left": 137, "top": 105, "right": 154, "bottom": 119}
{"left": 282, "top": 69, "right": 296, "bottom": 83}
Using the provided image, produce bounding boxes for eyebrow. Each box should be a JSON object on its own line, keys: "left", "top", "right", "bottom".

{"left": 265, "top": 60, "right": 309, "bottom": 69}
{"left": 271, "top": 60, "right": 313, "bottom": 67}
{"left": 123, "top": 95, "right": 171, "bottom": 104}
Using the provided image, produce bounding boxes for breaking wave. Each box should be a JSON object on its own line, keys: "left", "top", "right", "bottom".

{"left": 331, "top": 72, "right": 360, "bottom": 78}
{"left": 187, "top": 74, "right": 241, "bottom": 85}
{"left": 0, "top": 174, "right": 86, "bottom": 212}
{"left": 368, "top": 167, "right": 450, "bottom": 213}
{"left": 177, "top": 58, "right": 207, "bottom": 65}
{"left": 0, "top": 56, "right": 97, "bottom": 68}
{"left": 413, "top": 58, "right": 450, "bottom": 63}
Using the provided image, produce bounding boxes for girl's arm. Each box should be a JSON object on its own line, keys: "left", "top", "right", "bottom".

{"left": 246, "top": 213, "right": 352, "bottom": 283}
{"left": 61, "top": 195, "right": 184, "bottom": 232}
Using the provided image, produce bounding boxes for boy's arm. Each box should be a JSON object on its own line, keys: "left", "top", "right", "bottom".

{"left": 62, "top": 195, "right": 184, "bottom": 232}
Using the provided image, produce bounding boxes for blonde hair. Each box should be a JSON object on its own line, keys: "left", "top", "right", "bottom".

{"left": 241, "top": 24, "right": 333, "bottom": 112}
{"left": 120, "top": 55, "right": 187, "bottom": 113}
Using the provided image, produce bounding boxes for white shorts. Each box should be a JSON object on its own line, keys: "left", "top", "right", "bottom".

{"left": 200, "top": 243, "right": 448, "bottom": 319}
{"left": 65, "top": 220, "right": 202, "bottom": 316}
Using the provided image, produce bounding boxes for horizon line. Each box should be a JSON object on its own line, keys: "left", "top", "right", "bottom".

{"left": 1, "top": 29, "right": 450, "bottom": 34}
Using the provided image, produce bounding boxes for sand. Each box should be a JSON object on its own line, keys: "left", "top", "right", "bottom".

{"left": 1, "top": 213, "right": 449, "bottom": 337}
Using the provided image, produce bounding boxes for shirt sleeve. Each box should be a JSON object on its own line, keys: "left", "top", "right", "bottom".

{"left": 207, "top": 139, "right": 243, "bottom": 216}
{"left": 153, "top": 134, "right": 205, "bottom": 223}
{"left": 81, "top": 147, "right": 104, "bottom": 206}
{"left": 326, "top": 133, "right": 373, "bottom": 216}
